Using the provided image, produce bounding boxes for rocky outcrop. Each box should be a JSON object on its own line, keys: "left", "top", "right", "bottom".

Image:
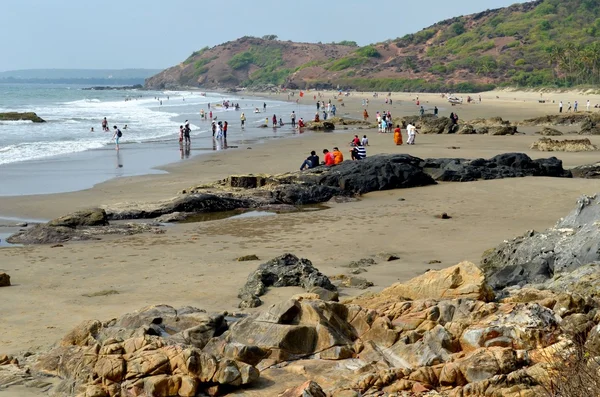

{"left": 481, "top": 194, "right": 600, "bottom": 291}
{"left": 0, "top": 112, "right": 45, "bottom": 123}
{"left": 238, "top": 254, "right": 336, "bottom": 308}
{"left": 0, "top": 273, "right": 10, "bottom": 287}
{"left": 400, "top": 115, "right": 519, "bottom": 135}
{"left": 47, "top": 208, "right": 109, "bottom": 227}
{"left": 420, "top": 153, "right": 571, "bottom": 182}
{"left": 306, "top": 121, "right": 335, "bottom": 131}
{"left": 531, "top": 137, "right": 597, "bottom": 152}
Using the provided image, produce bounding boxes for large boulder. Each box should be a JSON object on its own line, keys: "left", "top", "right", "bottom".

{"left": 538, "top": 127, "right": 563, "bottom": 136}
{"left": 48, "top": 208, "right": 109, "bottom": 227}
{"left": 238, "top": 254, "right": 336, "bottom": 308}
{"left": 571, "top": 162, "right": 600, "bottom": 179}
{"left": 481, "top": 194, "right": 600, "bottom": 290}
{"left": 420, "top": 153, "right": 571, "bottom": 182}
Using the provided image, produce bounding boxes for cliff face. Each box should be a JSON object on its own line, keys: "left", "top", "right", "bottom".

{"left": 146, "top": 0, "right": 600, "bottom": 92}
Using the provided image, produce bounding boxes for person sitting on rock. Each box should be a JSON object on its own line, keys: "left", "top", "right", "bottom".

{"left": 300, "top": 150, "right": 320, "bottom": 171}
{"left": 361, "top": 135, "right": 369, "bottom": 146}
{"left": 298, "top": 118, "right": 305, "bottom": 128}
{"left": 350, "top": 144, "right": 367, "bottom": 160}
{"left": 332, "top": 147, "right": 344, "bottom": 164}
{"left": 322, "top": 149, "right": 335, "bottom": 166}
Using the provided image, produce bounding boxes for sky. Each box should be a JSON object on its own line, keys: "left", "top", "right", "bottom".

{"left": 0, "top": 0, "right": 528, "bottom": 71}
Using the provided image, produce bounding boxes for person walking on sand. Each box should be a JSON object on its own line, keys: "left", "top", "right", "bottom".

{"left": 394, "top": 125, "right": 403, "bottom": 145}
{"left": 587, "top": 100, "right": 591, "bottom": 112}
{"left": 263, "top": 102, "right": 267, "bottom": 112}
{"left": 559, "top": 101, "right": 563, "bottom": 113}
{"left": 112, "top": 126, "right": 122, "bottom": 151}
{"left": 240, "top": 112, "right": 246, "bottom": 128}
{"left": 420, "top": 106, "right": 425, "bottom": 117}
{"left": 291, "top": 111, "right": 296, "bottom": 127}
{"left": 406, "top": 123, "right": 418, "bottom": 145}
{"left": 363, "top": 109, "right": 369, "bottom": 121}
{"left": 574, "top": 100, "right": 578, "bottom": 112}
{"left": 567, "top": 102, "right": 572, "bottom": 112}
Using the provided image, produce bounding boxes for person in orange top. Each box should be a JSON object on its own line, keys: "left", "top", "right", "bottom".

{"left": 332, "top": 147, "right": 344, "bottom": 164}
{"left": 363, "top": 109, "right": 369, "bottom": 121}
{"left": 394, "top": 125, "right": 403, "bottom": 145}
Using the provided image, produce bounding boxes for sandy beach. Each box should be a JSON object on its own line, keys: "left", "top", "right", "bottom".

{"left": 2, "top": 89, "right": 600, "bottom": 395}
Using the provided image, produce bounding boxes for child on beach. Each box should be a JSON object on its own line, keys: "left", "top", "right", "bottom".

{"left": 240, "top": 112, "right": 246, "bottom": 127}
{"left": 179, "top": 126, "right": 184, "bottom": 143}
{"left": 361, "top": 135, "right": 369, "bottom": 146}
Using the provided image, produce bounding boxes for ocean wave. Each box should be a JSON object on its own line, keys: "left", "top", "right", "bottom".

{"left": 0, "top": 120, "right": 34, "bottom": 125}
{"left": 0, "top": 140, "right": 106, "bottom": 165}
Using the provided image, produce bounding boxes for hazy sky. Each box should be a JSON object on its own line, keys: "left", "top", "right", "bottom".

{"left": 0, "top": 0, "right": 527, "bottom": 71}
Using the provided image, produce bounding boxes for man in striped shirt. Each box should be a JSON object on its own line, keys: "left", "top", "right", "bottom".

{"left": 350, "top": 145, "right": 367, "bottom": 160}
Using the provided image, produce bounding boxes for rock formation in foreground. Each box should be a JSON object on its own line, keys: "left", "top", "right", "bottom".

{"left": 3, "top": 257, "right": 600, "bottom": 396}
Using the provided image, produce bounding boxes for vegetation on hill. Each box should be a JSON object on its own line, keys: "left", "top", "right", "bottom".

{"left": 146, "top": 0, "right": 600, "bottom": 92}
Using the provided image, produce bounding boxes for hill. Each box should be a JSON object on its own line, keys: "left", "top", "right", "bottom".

{"left": 146, "top": 0, "right": 600, "bottom": 92}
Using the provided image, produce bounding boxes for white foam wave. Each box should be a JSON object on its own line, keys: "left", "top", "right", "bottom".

{"left": 0, "top": 140, "right": 106, "bottom": 165}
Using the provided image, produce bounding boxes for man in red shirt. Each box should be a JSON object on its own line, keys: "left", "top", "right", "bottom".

{"left": 322, "top": 149, "right": 335, "bottom": 166}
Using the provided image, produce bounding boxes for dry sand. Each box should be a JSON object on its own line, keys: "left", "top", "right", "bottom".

{"left": 2, "top": 89, "right": 600, "bottom": 390}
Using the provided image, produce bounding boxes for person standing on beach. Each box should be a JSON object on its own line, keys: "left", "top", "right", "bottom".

{"left": 209, "top": 111, "right": 213, "bottom": 120}
{"left": 112, "top": 126, "right": 122, "bottom": 151}
{"left": 223, "top": 121, "right": 228, "bottom": 139}
{"left": 211, "top": 121, "right": 216, "bottom": 137}
{"left": 291, "top": 111, "right": 296, "bottom": 127}
{"left": 240, "top": 112, "right": 246, "bottom": 128}
{"left": 179, "top": 125, "right": 184, "bottom": 143}
{"left": 394, "top": 125, "right": 403, "bottom": 145}
{"left": 102, "top": 117, "right": 108, "bottom": 132}
{"left": 363, "top": 109, "right": 369, "bottom": 121}
{"left": 420, "top": 106, "right": 425, "bottom": 117}
{"left": 434, "top": 106, "right": 439, "bottom": 117}
{"left": 406, "top": 124, "right": 418, "bottom": 145}
{"left": 559, "top": 101, "right": 563, "bottom": 113}
{"left": 272, "top": 114, "right": 277, "bottom": 127}
{"left": 574, "top": 101, "right": 578, "bottom": 112}
{"left": 263, "top": 102, "right": 267, "bottom": 112}
{"left": 587, "top": 100, "right": 591, "bottom": 112}
{"left": 184, "top": 122, "right": 191, "bottom": 145}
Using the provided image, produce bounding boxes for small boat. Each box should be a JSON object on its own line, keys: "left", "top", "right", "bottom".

{"left": 448, "top": 96, "right": 463, "bottom": 105}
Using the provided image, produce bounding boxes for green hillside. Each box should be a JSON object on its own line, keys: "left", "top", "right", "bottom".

{"left": 147, "top": 0, "right": 600, "bottom": 92}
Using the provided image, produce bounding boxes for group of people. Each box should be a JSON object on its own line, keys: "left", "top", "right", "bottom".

{"left": 314, "top": 100, "right": 337, "bottom": 122}
{"left": 558, "top": 100, "right": 595, "bottom": 113}
{"left": 300, "top": 136, "right": 370, "bottom": 170}
{"left": 179, "top": 120, "right": 192, "bottom": 145}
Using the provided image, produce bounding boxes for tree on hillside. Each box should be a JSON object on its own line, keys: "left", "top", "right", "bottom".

{"left": 262, "top": 35, "right": 278, "bottom": 40}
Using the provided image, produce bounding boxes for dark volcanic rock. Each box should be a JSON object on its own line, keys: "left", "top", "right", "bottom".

{"left": 238, "top": 254, "right": 336, "bottom": 308}
{"left": 481, "top": 194, "right": 600, "bottom": 290}
{"left": 421, "top": 153, "right": 571, "bottom": 182}
{"left": 48, "top": 208, "right": 108, "bottom": 227}
{"left": 297, "top": 154, "right": 436, "bottom": 195}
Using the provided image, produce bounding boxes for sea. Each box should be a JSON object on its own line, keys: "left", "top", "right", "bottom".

{"left": 0, "top": 84, "right": 313, "bottom": 196}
